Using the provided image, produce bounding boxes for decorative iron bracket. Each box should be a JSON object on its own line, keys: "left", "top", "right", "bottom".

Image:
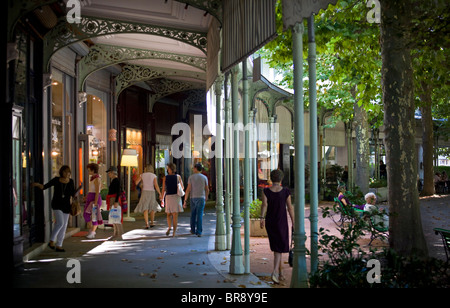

{"left": 79, "top": 44, "right": 207, "bottom": 91}
{"left": 44, "top": 15, "right": 207, "bottom": 72}
{"left": 115, "top": 64, "right": 206, "bottom": 97}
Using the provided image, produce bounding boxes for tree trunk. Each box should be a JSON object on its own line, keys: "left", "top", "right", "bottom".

{"left": 354, "top": 100, "right": 370, "bottom": 195}
{"left": 380, "top": 0, "right": 428, "bottom": 258}
{"left": 419, "top": 82, "right": 435, "bottom": 196}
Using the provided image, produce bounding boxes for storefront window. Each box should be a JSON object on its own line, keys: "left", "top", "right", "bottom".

{"left": 51, "top": 71, "right": 64, "bottom": 176}
{"left": 126, "top": 128, "right": 143, "bottom": 191}
{"left": 51, "top": 69, "right": 75, "bottom": 176}
{"left": 12, "top": 112, "right": 22, "bottom": 237}
{"left": 86, "top": 94, "right": 107, "bottom": 175}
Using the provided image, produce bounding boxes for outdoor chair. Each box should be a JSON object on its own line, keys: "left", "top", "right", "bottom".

{"left": 333, "top": 197, "right": 389, "bottom": 246}
{"left": 434, "top": 228, "right": 450, "bottom": 264}
{"left": 333, "top": 197, "right": 365, "bottom": 226}
{"left": 365, "top": 208, "right": 389, "bottom": 246}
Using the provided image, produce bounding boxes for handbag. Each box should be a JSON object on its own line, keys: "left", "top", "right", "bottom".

{"left": 177, "top": 175, "right": 185, "bottom": 197}
{"left": 160, "top": 192, "right": 166, "bottom": 208}
{"left": 119, "top": 191, "right": 128, "bottom": 211}
{"left": 70, "top": 198, "right": 81, "bottom": 216}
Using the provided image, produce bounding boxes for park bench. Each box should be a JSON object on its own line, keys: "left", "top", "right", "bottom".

{"left": 433, "top": 228, "right": 450, "bottom": 263}
{"left": 366, "top": 209, "right": 389, "bottom": 246}
{"left": 333, "top": 197, "right": 389, "bottom": 246}
{"left": 333, "top": 197, "right": 365, "bottom": 226}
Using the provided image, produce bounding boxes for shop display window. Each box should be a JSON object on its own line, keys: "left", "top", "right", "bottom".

{"left": 86, "top": 94, "right": 107, "bottom": 176}
{"left": 51, "top": 69, "right": 74, "bottom": 177}
{"left": 126, "top": 128, "right": 143, "bottom": 191}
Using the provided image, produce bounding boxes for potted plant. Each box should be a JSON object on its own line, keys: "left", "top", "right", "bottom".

{"left": 242, "top": 199, "right": 268, "bottom": 237}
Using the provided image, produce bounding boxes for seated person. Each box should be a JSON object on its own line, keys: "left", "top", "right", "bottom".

{"left": 363, "top": 192, "right": 378, "bottom": 212}
{"left": 337, "top": 186, "right": 364, "bottom": 210}
{"left": 363, "top": 192, "right": 389, "bottom": 229}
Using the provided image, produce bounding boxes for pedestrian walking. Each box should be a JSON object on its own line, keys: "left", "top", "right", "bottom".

{"left": 183, "top": 163, "right": 209, "bottom": 237}
{"left": 33, "top": 165, "right": 78, "bottom": 252}
{"left": 161, "top": 163, "right": 184, "bottom": 237}
{"left": 260, "top": 169, "right": 294, "bottom": 284}
{"left": 105, "top": 166, "right": 123, "bottom": 238}
{"left": 84, "top": 163, "right": 103, "bottom": 239}
{"left": 134, "top": 165, "right": 162, "bottom": 229}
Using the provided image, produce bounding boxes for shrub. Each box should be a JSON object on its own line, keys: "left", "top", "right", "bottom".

{"left": 241, "top": 199, "right": 262, "bottom": 219}
{"left": 310, "top": 205, "right": 449, "bottom": 287}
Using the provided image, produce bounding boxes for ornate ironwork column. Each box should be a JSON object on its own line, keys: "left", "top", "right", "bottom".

{"left": 242, "top": 59, "right": 251, "bottom": 274}
{"left": 229, "top": 65, "right": 244, "bottom": 274}
{"left": 214, "top": 75, "right": 226, "bottom": 251}
{"left": 307, "top": 15, "right": 319, "bottom": 274}
{"left": 290, "top": 22, "right": 308, "bottom": 288}
{"left": 224, "top": 73, "right": 232, "bottom": 250}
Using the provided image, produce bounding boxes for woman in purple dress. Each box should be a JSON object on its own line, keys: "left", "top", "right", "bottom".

{"left": 260, "top": 169, "right": 294, "bottom": 284}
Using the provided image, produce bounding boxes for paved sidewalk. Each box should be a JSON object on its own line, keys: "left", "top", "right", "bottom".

{"left": 13, "top": 207, "right": 268, "bottom": 288}
{"left": 12, "top": 194, "right": 449, "bottom": 289}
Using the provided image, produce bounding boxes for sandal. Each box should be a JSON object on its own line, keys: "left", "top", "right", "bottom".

{"left": 271, "top": 273, "right": 279, "bottom": 284}
{"left": 166, "top": 228, "right": 171, "bottom": 236}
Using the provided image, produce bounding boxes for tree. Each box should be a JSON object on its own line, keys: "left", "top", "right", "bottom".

{"left": 379, "top": 0, "right": 428, "bottom": 258}
{"left": 260, "top": 1, "right": 382, "bottom": 192}
{"left": 411, "top": 1, "right": 450, "bottom": 195}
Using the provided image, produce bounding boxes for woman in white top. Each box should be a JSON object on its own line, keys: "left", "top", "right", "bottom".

{"left": 84, "top": 163, "right": 103, "bottom": 239}
{"left": 134, "top": 165, "right": 162, "bottom": 229}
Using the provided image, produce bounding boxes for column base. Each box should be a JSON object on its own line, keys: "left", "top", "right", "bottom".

{"left": 215, "top": 234, "right": 227, "bottom": 251}
{"left": 229, "top": 254, "right": 244, "bottom": 275}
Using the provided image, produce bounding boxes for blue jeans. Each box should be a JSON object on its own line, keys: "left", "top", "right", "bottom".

{"left": 190, "top": 198, "right": 205, "bottom": 235}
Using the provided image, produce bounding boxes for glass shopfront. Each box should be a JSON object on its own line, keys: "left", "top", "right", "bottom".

{"left": 12, "top": 109, "right": 23, "bottom": 238}
{"left": 86, "top": 93, "right": 107, "bottom": 175}
{"left": 51, "top": 69, "right": 75, "bottom": 177}
{"left": 126, "top": 128, "right": 143, "bottom": 195}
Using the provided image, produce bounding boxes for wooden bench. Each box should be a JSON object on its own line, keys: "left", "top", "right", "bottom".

{"left": 434, "top": 228, "right": 450, "bottom": 263}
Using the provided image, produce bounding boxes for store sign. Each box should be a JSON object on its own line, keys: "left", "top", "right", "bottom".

{"left": 282, "top": 0, "right": 338, "bottom": 30}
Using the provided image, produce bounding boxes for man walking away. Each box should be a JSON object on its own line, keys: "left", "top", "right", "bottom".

{"left": 183, "top": 163, "right": 209, "bottom": 237}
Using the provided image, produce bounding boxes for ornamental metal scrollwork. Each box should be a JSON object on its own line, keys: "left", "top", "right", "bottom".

{"left": 44, "top": 15, "right": 207, "bottom": 72}
{"left": 115, "top": 64, "right": 206, "bottom": 97}
{"left": 79, "top": 44, "right": 207, "bottom": 91}
{"left": 147, "top": 79, "right": 204, "bottom": 106}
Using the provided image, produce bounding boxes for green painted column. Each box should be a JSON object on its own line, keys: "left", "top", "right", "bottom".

{"left": 249, "top": 109, "right": 254, "bottom": 201}
{"left": 243, "top": 59, "right": 251, "bottom": 274}
{"left": 214, "top": 76, "right": 226, "bottom": 251}
{"left": 290, "top": 22, "right": 309, "bottom": 288}
{"left": 253, "top": 109, "right": 258, "bottom": 201}
{"left": 229, "top": 65, "right": 244, "bottom": 274}
{"left": 307, "top": 15, "right": 319, "bottom": 274}
{"left": 224, "top": 73, "right": 232, "bottom": 250}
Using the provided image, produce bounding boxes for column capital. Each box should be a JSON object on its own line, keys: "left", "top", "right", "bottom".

{"left": 214, "top": 74, "right": 224, "bottom": 96}
{"left": 293, "top": 22, "right": 304, "bottom": 34}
